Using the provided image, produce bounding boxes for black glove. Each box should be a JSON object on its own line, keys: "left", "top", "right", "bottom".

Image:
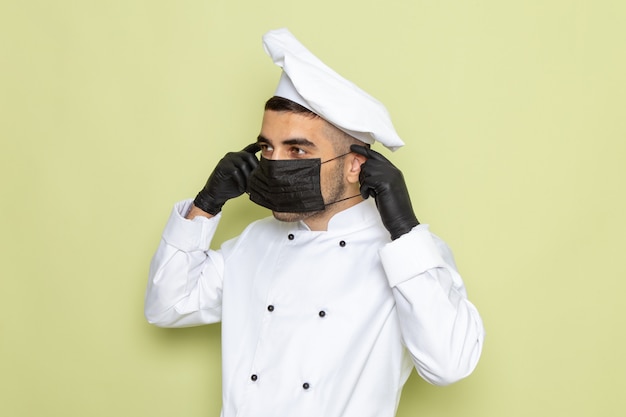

{"left": 350, "top": 145, "right": 419, "bottom": 240}
{"left": 193, "top": 143, "right": 261, "bottom": 215}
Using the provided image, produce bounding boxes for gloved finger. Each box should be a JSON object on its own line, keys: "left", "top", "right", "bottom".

{"left": 357, "top": 171, "right": 377, "bottom": 199}
{"left": 232, "top": 145, "right": 260, "bottom": 175}
{"left": 360, "top": 183, "right": 377, "bottom": 199}
{"left": 239, "top": 151, "right": 260, "bottom": 171}
{"left": 243, "top": 143, "right": 261, "bottom": 154}
{"left": 237, "top": 159, "right": 256, "bottom": 186}
{"left": 230, "top": 167, "right": 248, "bottom": 193}
{"left": 350, "top": 144, "right": 391, "bottom": 164}
{"left": 232, "top": 153, "right": 259, "bottom": 192}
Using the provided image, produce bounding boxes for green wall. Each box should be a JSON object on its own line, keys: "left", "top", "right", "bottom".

{"left": 2, "top": 1, "right": 625, "bottom": 416}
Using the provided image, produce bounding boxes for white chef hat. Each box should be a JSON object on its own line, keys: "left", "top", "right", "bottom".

{"left": 262, "top": 28, "right": 405, "bottom": 151}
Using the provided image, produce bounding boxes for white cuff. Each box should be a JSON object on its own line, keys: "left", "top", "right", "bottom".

{"left": 161, "top": 199, "right": 221, "bottom": 252}
{"left": 379, "top": 224, "right": 446, "bottom": 287}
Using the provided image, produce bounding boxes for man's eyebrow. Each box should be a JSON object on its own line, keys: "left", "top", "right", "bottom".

{"left": 256, "top": 135, "right": 317, "bottom": 148}
{"left": 283, "top": 138, "right": 316, "bottom": 148}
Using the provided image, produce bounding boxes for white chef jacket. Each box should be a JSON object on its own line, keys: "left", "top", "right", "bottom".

{"left": 145, "top": 198, "right": 484, "bottom": 417}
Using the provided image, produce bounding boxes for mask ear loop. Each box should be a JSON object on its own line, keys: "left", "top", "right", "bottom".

{"left": 321, "top": 151, "right": 362, "bottom": 207}
{"left": 324, "top": 193, "right": 361, "bottom": 207}
{"left": 320, "top": 151, "right": 352, "bottom": 165}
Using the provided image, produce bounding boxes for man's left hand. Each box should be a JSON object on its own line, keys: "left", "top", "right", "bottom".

{"left": 350, "top": 145, "right": 419, "bottom": 240}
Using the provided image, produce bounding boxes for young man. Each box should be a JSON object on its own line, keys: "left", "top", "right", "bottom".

{"left": 145, "top": 28, "right": 484, "bottom": 417}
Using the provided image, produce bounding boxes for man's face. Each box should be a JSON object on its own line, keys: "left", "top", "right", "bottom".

{"left": 256, "top": 110, "right": 350, "bottom": 223}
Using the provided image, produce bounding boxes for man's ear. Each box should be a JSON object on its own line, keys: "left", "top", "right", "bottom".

{"left": 346, "top": 152, "right": 367, "bottom": 184}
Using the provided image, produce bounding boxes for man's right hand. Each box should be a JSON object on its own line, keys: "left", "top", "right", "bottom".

{"left": 192, "top": 143, "right": 260, "bottom": 215}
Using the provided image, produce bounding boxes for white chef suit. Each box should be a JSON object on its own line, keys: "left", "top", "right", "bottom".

{"left": 145, "top": 198, "right": 484, "bottom": 417}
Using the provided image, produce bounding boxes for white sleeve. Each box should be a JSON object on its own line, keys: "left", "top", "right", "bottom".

{"left": 144, "top": 199, "right": 225, "bottom": 328}
{"left": 379, "top": 224, "right": 485, "bottom": 386}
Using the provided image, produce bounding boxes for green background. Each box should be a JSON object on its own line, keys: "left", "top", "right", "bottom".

{"left": 2, "top": 1, "right": 625, "bottom": 416}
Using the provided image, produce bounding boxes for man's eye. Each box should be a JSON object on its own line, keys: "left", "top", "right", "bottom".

{"left": 291, "top": 147, "right": 306, "bottom": 155}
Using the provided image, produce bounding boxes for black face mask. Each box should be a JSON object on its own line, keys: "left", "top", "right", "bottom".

{"left": 246, "top": 153, "right": 351, "bottom": 213}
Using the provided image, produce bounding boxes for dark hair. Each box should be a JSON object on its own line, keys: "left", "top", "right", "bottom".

{"left": 264, "top": 96, "right": 319, "bottom": 118}
{"left": 264, "top": 95, "right": 368, "bottom": 152}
